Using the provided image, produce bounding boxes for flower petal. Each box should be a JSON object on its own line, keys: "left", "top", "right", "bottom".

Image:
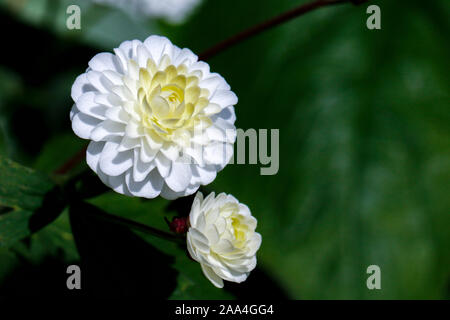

{"left": 99, "top": 142, "right": 133, "bottom": 176}
{"left": 126, "top": 168, "right": 163, "bottom": 198}
{"left": 72, "top": 113, "right": 102, "bottom": 140}
{"left": 210, "top": 90, "right": 238, "bottom": 107}
{"left": 165, "top": 162, "right": 192, "bottom": 192}
{"left": 88, "top": 52, "right": 122, "bottom": 73}
{"left": 201, "top": 264, "right": 224, "bottom": 289}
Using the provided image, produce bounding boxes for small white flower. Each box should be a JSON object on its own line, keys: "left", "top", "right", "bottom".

{"left": 70, "top": 35, "right": 237, "bottom": 199}
{"left": 187, "top": 192, "right": 262, "bottom": 288}
{"left": 92, "top": 0, "right": 202, "bottom": 23}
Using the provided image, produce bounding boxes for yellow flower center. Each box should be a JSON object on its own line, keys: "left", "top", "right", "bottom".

{"left": 231, "top": 215, "right": 248, "bottom": 246}
{"left": 134, "top": 59, "right": 212, "bottom": 143}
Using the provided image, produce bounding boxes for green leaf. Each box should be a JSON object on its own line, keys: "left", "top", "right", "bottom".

{"left": 34, "top": 133, "right": 86, "bottom": 174}
{"left": 0, "top": 156, "right": 65, "bottom": 247}
{"left": 0, "top": 210, "right": 80, "bottom": 294}
{"left": 87, "top": 192, "right": 233, "bottom": 299}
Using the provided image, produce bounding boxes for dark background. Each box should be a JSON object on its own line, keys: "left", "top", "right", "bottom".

{"left": 0, "top": 0, "right": 449, "bottom": 299}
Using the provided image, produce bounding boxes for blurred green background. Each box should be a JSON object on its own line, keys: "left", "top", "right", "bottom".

{"left": 0, "top": 0, "right": 448, "bottom": 299}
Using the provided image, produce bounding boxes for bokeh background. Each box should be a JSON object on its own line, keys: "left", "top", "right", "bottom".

{"left": 0, "top": 0, "right": 449, "bottom": 299}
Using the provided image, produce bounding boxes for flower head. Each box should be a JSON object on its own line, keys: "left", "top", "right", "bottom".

{"left": 71, "top": 35, "right": 237, "bottom": 199}
{"left": 187, "top": 192, "right": 262, "bottom": 288}
{"left": 92, "top": 0, "right": 202, "bottom": 23}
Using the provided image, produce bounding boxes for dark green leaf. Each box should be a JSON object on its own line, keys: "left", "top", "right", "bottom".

{"left": 88, "top": 192, "right": 233, "bottom": 299}
{"left": 0, "top": 156, "right": 65, "bottom": 247}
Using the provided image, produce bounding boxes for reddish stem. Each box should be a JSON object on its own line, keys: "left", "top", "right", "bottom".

{"left": 54, "top": 145, "right": 87, "bottom": 175}
{"left": 199, "top": 0, "right": 363, "bottom": 61}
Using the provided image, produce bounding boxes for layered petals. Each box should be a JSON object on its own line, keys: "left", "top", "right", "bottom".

{"left": 71, "top": 35, "right": 237, "bottom": 199}
{"left": 187, "top": 192, "right": 262, "bottom": 288}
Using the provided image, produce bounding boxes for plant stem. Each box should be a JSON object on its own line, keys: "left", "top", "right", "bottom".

{"left": 198, "top": 0, "right": 368, "bottom": 60}
{"left": 54, "top": 0, "right": 367, "bottom": 175}
{"left": 89, "top": 208, "right": 184, "bottom": 243}
{"left": 54, "top": 145, "right": 87, "bottom": 175}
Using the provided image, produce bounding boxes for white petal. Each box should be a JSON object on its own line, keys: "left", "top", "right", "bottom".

{"left": 118, "top": 136, "right": 140, "bottom": 152}
{"left": 143, "top": 35, "right": 173, "bottom": 65}
{"left": 165, "top": 162, "right": 192, "bottom": 192}
{"left": 201, "top": 192, "right": 216, "bottom": 212}
{"left": 159, "top": 184, "right": 182, "bottom": 200}
{"left": 115, "top": 40, "right": 140, "bottom": 62}
{"left": 226, "top": 194, "right": 240, "bottom": 204}
{"left": 101, "top": 70, "right": 123, "bottom": 87}
{"left": 238, "top": 204, "right": 252, "bottom": 217}
{"left": 88, "top": 52, "right": 122, "bottom": 73}
{"left": 248, "top": 233, "right": 262, "bottom": 255}
{"left": 144, "top": 133, "right": 163, "bottom": 150}
{"left": 90, "top": 120, "right": 125, "bottom": 141}
{"left": 132, "top": 149, "right": 156, "bottom": 181}
{"left": 107, "top": 171, "right": 133, "bottom": 196}
{"left": 105, "top": 106, "right": 129, "bottom": 124}
{"left": 94, "top": 93, "right": 121, "bottom": 108}
{"left": 189, "top": 192, "right": 204, "bottom": 227}
{"left": 155, "top": 153, "right": 171, "bottom": 178}
{"left": 86, "top": 71, "right": 109, "bottom": 93}
{"left": 202, "top": 103, "right": 222, "bottom": 116}
{"left": 191, "top": 165, "right": 217, "bottom": 185}
{"left": 204, "top": 224, "right": 220, "bottom": 245}
{"left": 76, "top": 92, "right": 107, "bottom": 120}
{"left": 210, "top": 90, "right": 238, "bottom": 107}
{"left": 71, "top": 73, "right": 95, "bottom": 102}
{"left": 173, "top": 47, "right": 197, "bottom": 67}
{"left": 214, "top": 238, "right": 234, "bottom": 254}
{"left": 136, "top": 44, "right": 151, "bottom": 68}
{"left": 72, "top": 113, "right": 102, "bottom": 139}
{"left": 160, "top": 143, "right": 179, "bottom": 161}
{"left": 125, "top": 121, "right": 144, "bottom": 138}
{"left": 211, "top": 106, "right": 236, "bottom": 125}
{"left": 189, "top": 228, "right": 209, "bottom": 252}
{"left": 189, "top": 61, "right": 210, "bottom": 78}
{"left": 215, "top": 266, "right": 248, "bottom": 283}
{"left": 201, "top": 264, "right": 224, "bottom": 289}
{"left": 99, "top": 141, "right": 133, "bottom": 176}
{"left": 206, "top": 122, "right": 236, "bottom": 143}
{"left": 187, "top": 235, "right": 200, "bottom": 262}
{"left": 203, "top": 142, "right": 233, "bottom": 166}
{"left": 126, "top": 168, "right": 163, "bottom": 198}
{"left": 199, "top": 75, "right": 226, "bottom": 96}
{"left": 140, "top": 138, "right": 158, "bottom": 163}
{"left": 86, "top": 141, "right": 105, "bottom": 172}
{"left": 70, "top": 104, "right": 79, "bottom": 121}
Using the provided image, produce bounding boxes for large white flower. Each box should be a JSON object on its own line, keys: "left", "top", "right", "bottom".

{"left": 70, "top": 35, "right": 237, "bottom": 199}
{"left": 187, "top": 192, "right": 262, "bottom": 288}
{"left": 92, "top": 0, "right": 202, "bottom": 23}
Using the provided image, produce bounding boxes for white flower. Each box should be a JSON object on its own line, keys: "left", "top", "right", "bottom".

{"left": 187, "top": 192, "right": 262, "bottom": 288}
{"left": 70, "top": 35, "right": 237, "bottom": 199}
{"left": 92, "top": 0, "right": 202, "bottom": 23}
